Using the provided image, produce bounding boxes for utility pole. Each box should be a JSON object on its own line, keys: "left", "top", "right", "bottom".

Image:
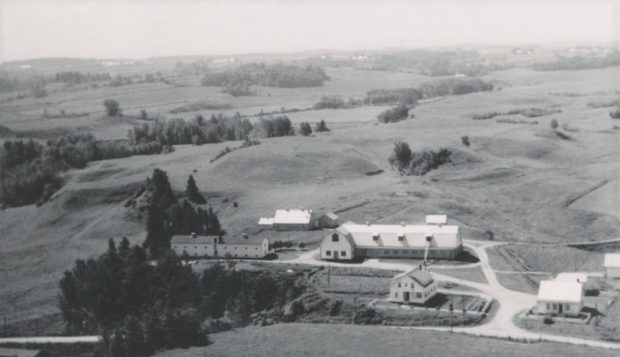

{"left": 449, "top": 303, "right": 454, "bottom": 333}
{"left": 462, "top": 297, "right": 466, "bottom": 321}
{"left": 352, "top": 297, "right": 357, "bottom": 325}
{"left": 327, "top": 265, "right": 331, "bottom": 286}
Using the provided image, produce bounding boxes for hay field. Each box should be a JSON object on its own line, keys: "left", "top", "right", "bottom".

{"left": 155, "top": 323, "right": 620, "bottom": 357}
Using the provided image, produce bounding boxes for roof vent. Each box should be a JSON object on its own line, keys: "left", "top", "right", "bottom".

{"left": 242, "top": 233, "right": 248, "bottom": 240}
{"left": 425, "top": 234, "right": 433, "bottom": 242}
{"left": 191, "top": 232, "right": 197, "bottom": 238}
{"left": 398, "top": 233, "right": 405, "bottom": 241}
{"left": 372, "top": 233, "right": 379, "bottom": 240}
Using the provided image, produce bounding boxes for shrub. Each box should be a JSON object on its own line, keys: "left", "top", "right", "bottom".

{"left": 389, "top": 143, "right": 452, "bottom": 176}
{"left": 388, "top": 142, "right": 413, "bottom": 172}
{"left": 104, "top": 99, "right": 121, "bottom": 116}
{"left": 140, "top": 109, "right": 148, "bottom": 120}
{"left": 300, "top": 122, "right": 313, "bottom": 136}
{"left": 315, "top": 120, "right": 330, "bottom": 132}
{"left": 461, "top": 136, "right": 470, "bottom": 147}
{"left": 610, "top": 109, "right": 620, "bottom": 119}
{"left": 377, "top": 104, "right": 409, "bottom": 123}
{"left": 550, "top": 119, "right": 559, "bottom": 129}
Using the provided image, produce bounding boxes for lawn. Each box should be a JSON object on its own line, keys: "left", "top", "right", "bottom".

{"left": 429, "top": 266, "right": 488, "bottom": 284}
{"left": 155, "top": 323, "right": 620, "bottom": 357}
{"left": 495, "top": 272, "right": 543, "bottom": 294}
{"left": 495, "top": 244, "right": 604, "bottom": 274}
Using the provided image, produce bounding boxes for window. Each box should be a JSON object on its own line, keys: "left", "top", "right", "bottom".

{"left": 547, "top": 303, "right": 551, "bottom": 310}
{"left": 395, "top": 292, "right": 398, "bottom": 298}
{"left": 341, "top": 251, "right": 346, "bottom": 257}
{"left": 416, "top": 293, "right": 422, "bottom": 298}
{"left": 393, "top": 250, "right": 398, "bottom": 254}
{"left": 384, "top": 250, "right": 390, "bottom": 255}
{"left": 326, "top": 250, "right": 331, "bottom": 256}
{"left": 332, "top": 233, "right": 339, "bottom": 242}
{"left": 398, "top": 282, "right": 401, "bottom": 287}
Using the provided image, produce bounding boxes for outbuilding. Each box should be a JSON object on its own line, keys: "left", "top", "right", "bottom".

{"left": 171, "top": 233, "right": 270, "bottom": 259}
{"left": 536, "top": 280, "right": 583, "bottom": 316}
{"left": 389, "top": 269, "right": 437, "bottom": 305}
{"left": 258, "top": 209, "right": 315, "bottom": 231}
{"left": 604, "top": 253, "right": 620, "bottom": 279}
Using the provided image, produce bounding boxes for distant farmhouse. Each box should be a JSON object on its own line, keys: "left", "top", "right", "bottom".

{"left": 389, "top": 269, "right": 438, "bottom": 304}
{"left": 171, "top": 233, "right": 270, "bottom": 259}
{"left": 259, "top": 209, "right": 315, "bottom": 231}
{"left": 319, "top": 215, "right": 462, "bottom": 261}
{"left": 604, "top": 253, "right": 620, "bottom": 279}
{"left": 536, "top": 280, "right": 584, "bottom": 316}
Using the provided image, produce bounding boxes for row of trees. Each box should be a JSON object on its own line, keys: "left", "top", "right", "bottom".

{"left": 377, "top": 104, "right": 410, "bottom": 123}
{"left": 0, "top": 135, "right": 164, "bottom": 207}
{"left": 55, "top": 71, "right": 112, "bottom": 83}
{"left": 202, "top": 63, "right": 330, "bottom": 91}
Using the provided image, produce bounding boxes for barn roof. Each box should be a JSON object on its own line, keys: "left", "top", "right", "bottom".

{"left": 171, "top": 235, "right": 266, "bottom": 246}
{"left": 604, "top": 253, "right": 620, "bottom": 268}
{"left": 339, "top": 222, "right": 460, "bottom": 249}
{"left": 259, "top": 209, "right": 313, "bottom": 225}
{"left": 0, "top": 347, "right": 43, "bottom": 357}
{"left": 537, "top": 280, "right": 583, "bottom": 303}
{"left": 393, "top": 269, "right": 434, "bottom": 287}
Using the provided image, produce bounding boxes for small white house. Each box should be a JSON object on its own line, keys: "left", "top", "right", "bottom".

{"left": 604, "top": 253, "right": 620, "bottom": 279}
{"left": 536, "top": 280, "right": 583, "bottom": 316}
{"left": 258, "top": 209, "right": 315, "bottom": 231}
{"left": 389, "top": 269, "right": 437, "bottom": 305}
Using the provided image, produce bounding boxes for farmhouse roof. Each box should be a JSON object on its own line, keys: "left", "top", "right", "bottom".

{"left": 393, "top": 269, "right": 434, "bottom": 287}
{"left": 339, "top": 222, "right": 460, "bottom": 249}
{"left": 604, "top": 253, "right": 620, "bottom": 268}
{"left": 537, "top": 280, "right": 583, "bottom": 303}
{"left": 425, "top": 215, "right": 448, "bottom": 225}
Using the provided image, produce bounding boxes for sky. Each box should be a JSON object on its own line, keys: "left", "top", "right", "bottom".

{"left": 0, "top": 0, "right": 618, "bottom": 62}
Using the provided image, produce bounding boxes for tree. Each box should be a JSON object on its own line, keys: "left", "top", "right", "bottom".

{"left": 550, "top": 119, "right": 559, "bottom": 129}
{"left": 185, "top": 175, "right": 206, "bottom": 204}
{"left": 104, "top": 99, "right": 121, "bottom": 116}
{"left": 140, "top": 109, "right": 148, "bottom": 120}
{"left": 315, "top": 120, "right": 329, "bottom": 132}
{"left": 300, "top": 122, "right": 313, "bottom": 136}
{"left": 377, "top": 104, "right": 409, "bottom": 123}
{"left": 144, "top": 205, "right": 168, "bottom": 259}
{"left": 461, "top": 136, "right": 470, "bottom": 147}
{"left": 388, "top": 142, "right": 413, "bottom": 172}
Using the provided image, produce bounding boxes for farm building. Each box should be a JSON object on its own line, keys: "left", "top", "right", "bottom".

{"left": 171, "top": 233, "right": 270, "bottom": 259}
{"left": 604, "top": 253, "right": 620, "bottom": 279}
{"left": 258, "top": 209, "right": 315, "bottom": 231}
{"left": 536, "top": 280, "right": 584, "bottom": 316}
{"left": 0, "top": 348, "right": 48, "bottom": 357}
{"left": 319, "top": 215, "right": 462, "bottom": 261}
{"left": 316, "top": 212, "right": 340, "bottom": 229}
{"left": 389, "top": 269, "right": 438, "bottom": 304}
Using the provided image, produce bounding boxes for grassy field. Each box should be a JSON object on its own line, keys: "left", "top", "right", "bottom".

{"left": 154, "top": 323, "right": 620, "bottom": 357}
{"left": 429, "top": 266, "right": 488, "bottom": 284}
{"left": 2, "top": 59, "right": 620, "bottom": 327}
{"left": 495, "top": 244, "right": 605, "bottom": 274}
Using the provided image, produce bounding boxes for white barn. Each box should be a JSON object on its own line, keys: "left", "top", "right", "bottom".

{"left": 604, "top": 253, "right": 620, "bottom": 279}
{"left": 536, "top": 280, "right": 583, "bottom": 316}
{"left": 258, "top": 209, "right": 315, "bottom": 231}
{"left": 171, "top": 234, "right": 270, "bottom": 259}
{"left": 389, "top": 269, "right": 437, "bottom": 305}
{"left": 320, "top": 215, "right": 462, "bottom": 261}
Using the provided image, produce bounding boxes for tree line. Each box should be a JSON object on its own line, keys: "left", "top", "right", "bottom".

{"left": 55, "top": 71, "right": 112, "bottom": 83}
{"left": 0, "top": 134, "right": 165, "bottom": 208}
{"left": 202, "top": 62, "right": 330, "bottom": 92}
{"left": 389, "top": 142, "right": 452, "bottom": 176}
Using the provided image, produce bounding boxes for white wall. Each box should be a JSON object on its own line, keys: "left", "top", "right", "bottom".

{"left": 320, "top": 232, "right": 353, "bottom": 260}
{"left": 606, "top": 266, "right": 620, "bottom": 279}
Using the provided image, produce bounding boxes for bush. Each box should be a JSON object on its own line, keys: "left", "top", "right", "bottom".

{"left": 300, "top": 122, "right": 313, "bottom": 136}
{"left": 104, "top": 99, "right": 121, "bottom": 116}
{"left": 315, "top": 120, "right": 330, "bottom": 132}
{"left": 389, "top": 143, "right": 452, "bottom": 176}
{"left": 610, "top": 109, "right": 620, "bottom": 119}
{"left": 377, "top": 105, "right": 409, "bottom": 123}
{"left": 550, "top": 119, "right": 559, "bottom": 129}
{"left": 461, "top": 136, "right": 470, "bottom": 147}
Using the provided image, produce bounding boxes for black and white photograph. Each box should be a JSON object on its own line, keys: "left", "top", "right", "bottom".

{"left": 1, "top": 0, "right": 620, "bottom": 356}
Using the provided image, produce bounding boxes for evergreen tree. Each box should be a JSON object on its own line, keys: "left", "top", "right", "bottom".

{"left": 109, "top": 328, "right": 125, "bottom": 357}
{"left": 123, "top": 315, "right": 146, "bottom": 357}
{"left": 185, "top": 175, "right": 206, "bottom": 204}
{"left": 144, "top": 205, "right": 168, "bottom": 259}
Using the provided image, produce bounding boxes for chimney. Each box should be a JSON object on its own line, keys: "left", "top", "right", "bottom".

{"left": 426, "top": 234, "right": 433, "bottom": 243}
{"left": 191, "top": 232, "right": 197, "bottom": 239}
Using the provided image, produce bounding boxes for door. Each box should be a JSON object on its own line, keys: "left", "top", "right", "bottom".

{"left": 404, "top": 292, "right": 410, "bottom": 302}
{"left": 558, "top": 304, "right": 563, "bottom": 314}
{"left": 334, "top": 251, "right": 339, "bottom": 260}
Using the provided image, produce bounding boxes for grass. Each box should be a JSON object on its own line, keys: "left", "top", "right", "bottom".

{"left": 154, "top": 323, "right": 620, "bottom": 357}
{"left": 429, "top": 266, "right": 488, "bottom": 284}
{"left": 496, "top": 244, "right": 604, "bottom": 274}
{"left": 495, "top": 273, "right": 544, "bottom": 294}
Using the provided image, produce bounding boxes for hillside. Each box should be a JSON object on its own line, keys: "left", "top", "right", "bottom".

{"left": 2, "top": 62, "right": 620, "bottom": 328}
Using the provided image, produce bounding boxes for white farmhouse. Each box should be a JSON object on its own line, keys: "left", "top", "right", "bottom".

{"left": 389, "top": 269, "right": 437, "bottom": 305}
{"left": 319, "top": 215, "right": 461, "bottom": 261}
{"left": 604, "top": 253, "right": 620, "bottom": 279}
{"left": 171, "top": 233, "right": 270, "bottom": 259}
{"left": 536, "top": 280, "right": 583, "bottom": 316}
{"left": 258, "top": 209, "right": 315, "bottom": 231}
